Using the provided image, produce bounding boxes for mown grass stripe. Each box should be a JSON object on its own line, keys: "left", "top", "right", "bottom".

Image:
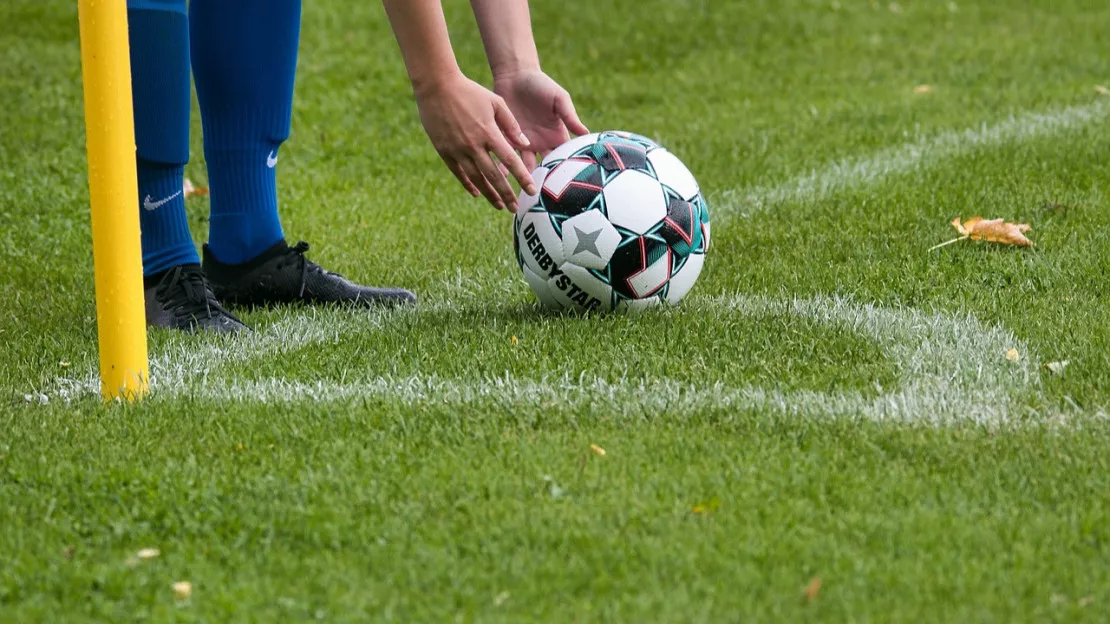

{"left": 720, "top": 100, "right": 1110, "bottom": 214}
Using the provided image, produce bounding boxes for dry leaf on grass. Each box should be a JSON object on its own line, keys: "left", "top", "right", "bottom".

{"left": 804, "top": 577, "right": 822, "bottom": 601}
{"left": 930, "top": 216, "right": 1033, "bottom": 251}
{"left": 183, "top": 178, "right": 209, "bottom": 199}
{"left": 913, "top": 84, "right": 933, "bottom": 94}
{"left": 1005, "top": 348, "right": 1020, "bottom": 362}
{"left": 692, "top": 497, "right": 720, "bottom": 515}
{"left": 953, "top": 217, "right": 1033, "bottom": 245}
{"left": 589, "top": 443, "right": 606, "bottom": 457}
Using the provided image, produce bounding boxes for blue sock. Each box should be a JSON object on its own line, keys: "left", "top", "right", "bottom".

{"left": 190, "top": 0, "right": 301, "bottom": 265}
{"left": 127, "top": 0, "right": 199, "bottom": 276}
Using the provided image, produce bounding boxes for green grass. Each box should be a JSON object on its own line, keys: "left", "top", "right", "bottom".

{"left": 3, "top": 0, "right": 1110, "bottom": 620}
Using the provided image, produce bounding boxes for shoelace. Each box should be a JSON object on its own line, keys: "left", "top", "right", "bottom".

{"left": 157, "top": 266, "right": 217, "bottom": 319}
{"left": 278, "top": 241, "right": 334, "bottom": 298}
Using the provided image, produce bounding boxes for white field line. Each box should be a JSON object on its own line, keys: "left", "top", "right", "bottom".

{"left": 42, "top": 294, "right": 1039, "bottom": 425}
{"left": 722, "top": 100, "right": 1110, "bottom": 214}
{"left": 46, "top": 307, "right": 363, "bottom": 402}
{"left": 177, "top": 294, "right": 1039, "bottom": 424}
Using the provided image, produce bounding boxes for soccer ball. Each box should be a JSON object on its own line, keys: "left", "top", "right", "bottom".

{"left": 512, "top": 131, "right": 710, "bottom": 312}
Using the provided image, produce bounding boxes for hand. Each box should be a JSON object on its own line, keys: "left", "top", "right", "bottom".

{"left": 415, "top": 72, "right": 537, "bottom": 211}
{"left": 494, "top": 70, "right": 590, "bottom": 171}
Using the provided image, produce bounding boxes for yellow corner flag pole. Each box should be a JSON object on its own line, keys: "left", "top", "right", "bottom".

{"left": 77, "top": 0, "right": 149, "bottom": 401}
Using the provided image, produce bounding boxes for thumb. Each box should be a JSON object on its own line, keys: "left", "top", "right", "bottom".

{"left": 554, "top": 92, "right": 590, "bottom": 136}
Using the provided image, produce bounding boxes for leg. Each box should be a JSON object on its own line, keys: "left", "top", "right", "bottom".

{"left": 189, "top": 0, "right": 300, "bottom": 265}
{"left": 190, "top": 0, "right": 416, "bottom": 308}
{"left": 128, "top": 0, "right": 246, "bottom": 333}
{"left": 127, "top": 0, "right": 196, "bottom": 276}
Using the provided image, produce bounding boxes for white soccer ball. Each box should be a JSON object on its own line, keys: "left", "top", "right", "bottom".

{"left": 513, "top": 131, "right": 710, "bottom": 312}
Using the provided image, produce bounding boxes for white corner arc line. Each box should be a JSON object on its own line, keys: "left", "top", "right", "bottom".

{"left": 93, "top": 295, "right": 1036, "bottom": 425}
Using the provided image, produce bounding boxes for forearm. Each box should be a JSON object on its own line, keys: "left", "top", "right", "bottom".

{"left": 382, "top": 0, "right": 463, "bottom": 94}
{"left": 469, "top": 0, "right": 540, "bottom": 78}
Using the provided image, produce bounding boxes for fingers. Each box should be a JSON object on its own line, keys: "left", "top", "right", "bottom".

{"left": 438, "top": 92, "right": 546, "bottom": 211}
{"left": 475, "top": 150, "right": 518, "bottom": 210}
{"left": 494, "top": 98, "right": 532, "bottom": 150}
{"left": 522, "top": 150, "right": 538, "bottom": 172}
{"left": 447, "top": 161, "right": 481, "bottom": 197}
{"left": 555, "top": 92, "right": 590, "bottom": 136}
{"left": 490, "top": 136, "right": 537, "bottom": 198}
{"left": 459, "top": 158, "right": 505, "bottom": 210}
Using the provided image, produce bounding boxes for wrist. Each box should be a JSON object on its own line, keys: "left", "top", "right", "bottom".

{"left": 491, "top": 58, "right": 541, "bottom": 82}
{"left": 411, "top": 63, "right": 466, "bottom": 98}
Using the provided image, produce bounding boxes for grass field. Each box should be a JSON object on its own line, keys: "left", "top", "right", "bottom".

{"left": 4, "top": 0, "right": 1110, "bottom": 620}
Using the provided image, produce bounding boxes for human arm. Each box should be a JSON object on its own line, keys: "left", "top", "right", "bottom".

{"left": 470, "top": 0, "right": 589, "bottom": 170}
{"left": 381, "top": 0, "right": 537, "bottom": 210}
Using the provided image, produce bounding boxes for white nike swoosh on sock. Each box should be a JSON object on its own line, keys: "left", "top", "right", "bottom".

{"left": 143, "top": 190, "right": 183, "bottom": 211}
{"left": 267, "top": 151, "right": 279, "bottom": 168}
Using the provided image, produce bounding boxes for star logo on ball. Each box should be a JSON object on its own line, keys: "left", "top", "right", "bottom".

{"left": 572, "top": 226, "right": 603, "bottom": 257}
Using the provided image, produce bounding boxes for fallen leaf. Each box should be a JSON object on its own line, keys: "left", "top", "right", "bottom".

{"left": 589, "top": 443, "right": 606, "bottom": 457}
{"left": 913, "top": 84, "right": 933, "bottom": 94}
{"left": 1045, "top": 360, "right": 1069, "bottom": 375}
{"left": 59, "top": 361, "right": 70, "bottom": 368}
{"left": 692, "top": 497, "right": 721, "bottom": 515}
{"left": 494, "top": 591, "right": 510, "bottom": 606}
{"left": 1096, "top": 85, "right": 1110, "bottom": 96}
{"left": 510, "top": 335, "right": 518, "bottom": 345}
{"left": 804, "top": 577, "right": 823, "bottom": 601}
{"left": 173, "top": 581, "right": 192, "bottom": 600}
{"left": 137, "top": 548, "right": 160, "bottom": 560}
{"left": 954, "top": 217, "right": 1033, "bottom": 245}
{"left": 1005, "top": 348, "right": 1020, "bottom": 362}
{"left": 930, "top": 216, "right": 1033, "bottom": 250}
{"left": 183, "top": 178, "right": 209, "bottom": 199}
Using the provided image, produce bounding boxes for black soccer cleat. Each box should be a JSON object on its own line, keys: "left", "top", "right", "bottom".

{"left": 145, "top": 264, "right": 249, "bottom": 333}
{"left": 202, "top": 240, "right": 417, "bottom": 309}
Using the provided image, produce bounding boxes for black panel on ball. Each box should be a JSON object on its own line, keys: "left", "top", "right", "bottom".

{"left": 608, "top": 236, "right": 670, "bottom": 300}
{"left": 542, "top": 162, "right": 604, "bottom": 218}
{"left": 591, "top": 142, "right": 651, "bottom": 175}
